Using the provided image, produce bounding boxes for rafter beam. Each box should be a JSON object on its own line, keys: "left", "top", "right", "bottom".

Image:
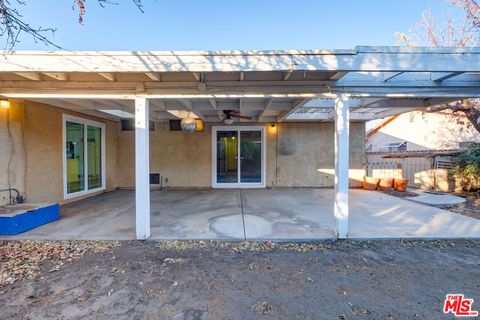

{"left": 384, "top": 72, "right": 403, "bottom": 82}
{"left": 178, "top": 98, "right": 193, "bottom": 110}
{"left": 193, "top": 72, "right": 205, "bottom": 82}
{"left": 14, "top": 72, "right": 42, "bottom": 81}
{"left": 431, "top": 72, "right": 464, "bottom": 82}
{"left": 208, "top": 98, "right": 217, "bottom": 109}
{"left": 217, "top": 110, "right": 224, "bottom": 121}
{"left": 145, "top": 72, "right": 161, "bottom": 81}
{"left": 372, "top": 107, "right": 420, "bottom": 118}
{"left": 193, "top": 109, "right": 206, "bottom": 121}
{"left": 238, "top": 99, "right": 244, "bottom": 122}
{"left": 42, "top": 73, "right": 68, "bottom": 81}
{"left": 329, "top": 71, "right": 348, "bottom": 80}
{"left": 258, "top": 98, "right": 273, "bottom": 121}
{"left": 98, "top": 72, "right": 115, "bottom": 81}
{"left": 283, "top": 71, "right": 293, "bottom": 81}
{"left": 350, "top": 98, "right": 387, "bottom": 110}
{"left": 277, "top": 98, "right": 310, "bottom": 122}
{"left": 149, "top": 99, "right": 166, "bottom": 111}
{"left": 239, "top": 72, "right": 245, "bottom": 81}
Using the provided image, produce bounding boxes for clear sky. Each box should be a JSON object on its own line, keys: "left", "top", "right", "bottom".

{"left": 13, "top": 0, "right": 455, "bottom": 51}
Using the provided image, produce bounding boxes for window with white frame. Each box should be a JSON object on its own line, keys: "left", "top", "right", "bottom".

{"left": 384, "top": 141, "right": 407, "bottom": 152}
{"left": 64, "top": 115, "right": 105, "bottom": 198}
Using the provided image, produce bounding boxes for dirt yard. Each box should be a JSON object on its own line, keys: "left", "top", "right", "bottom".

{"left": 1, "top": 240, "right": 479, "bottom": 320}
{"left": 450, "top": 193, "right": 480, "bottom": 220}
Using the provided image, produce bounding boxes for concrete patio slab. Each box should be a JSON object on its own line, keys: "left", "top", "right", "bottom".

{"left": 349, "top": 190, "right": 479, "bottom": 239}
{"left": 241, "top": 189, "right": 335, "bottom": 240}
{"left": 406, "top": 189, "right": 466, "bottom": 209}
{"left": 150, "top": 189, "right": 244, "bottom": 240}
{"left": 1, "top": 189, "right": 479, "bottom": 240}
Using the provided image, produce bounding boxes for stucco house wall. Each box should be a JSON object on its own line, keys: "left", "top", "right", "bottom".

{"left": 367, "top": 110, "right": 480, "bottom": 152}
{"left": 116, "top": 122, "right": 365, "bottom": 189}
{"left": 1, "top": 100, "right": 365, "bottom": 205}
{"left": 0, "top": 101, "right": 119, "bottom": 205}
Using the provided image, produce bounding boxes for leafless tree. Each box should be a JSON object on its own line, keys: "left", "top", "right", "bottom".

{"left": 397, "top": 0, "right": 480, "bottom": 133}
{"left": 0, "top": 0, "right": 60, "bottom": 49}
{"left": 0, "top": 0, "right": 143, "bottom": 49}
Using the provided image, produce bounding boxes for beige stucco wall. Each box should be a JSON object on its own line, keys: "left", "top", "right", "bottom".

{"left": 0, "top": 100, "right": 118, "bottom": 205}
{"left": 1, "top": 100, "right": 366, "bottom": 206}
{"left": 116, "top": 122, "right": 366, "bottom": 189}
{"left": 0, "top": 101, "right": 26, "bottom": 205}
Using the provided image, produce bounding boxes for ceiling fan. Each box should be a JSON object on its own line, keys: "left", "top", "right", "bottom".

{"left": 222, "top": 110, "right": 252, "bottom": 124}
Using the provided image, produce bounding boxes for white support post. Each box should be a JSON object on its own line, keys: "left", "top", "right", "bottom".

{"left": 334, "top": 94, "right": 350, "bottom": 239}
{"left": 135, "top": 97, "right": 150, "bottom": 239}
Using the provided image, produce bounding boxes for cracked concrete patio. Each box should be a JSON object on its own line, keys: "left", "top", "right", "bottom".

{"left": 2, "top": 189, "right": 479, "bottom": 240}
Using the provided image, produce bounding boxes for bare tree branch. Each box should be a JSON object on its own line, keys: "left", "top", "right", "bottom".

{"left": 0, "top": 0, "right": 60, "bottom": 49}
{"left": 426, "top": 99, "right": 480, "bottom": 133}
{"left": 398, "top": 0, "right": 480, "bottom": 133}
{"left": 0, "top": 0, "right": 144, "bottom": 49}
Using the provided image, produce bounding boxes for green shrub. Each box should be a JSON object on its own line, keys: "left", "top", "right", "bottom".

{"left": 451, "top": 143, "right": 480, "bottom": 191}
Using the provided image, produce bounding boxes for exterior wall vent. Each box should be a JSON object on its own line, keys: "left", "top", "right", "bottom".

{"left": 121, "top": 119, "right": 155, "bottom": 131}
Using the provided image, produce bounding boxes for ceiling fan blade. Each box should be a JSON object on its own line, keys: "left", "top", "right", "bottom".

{"left": 234, "top": 115, "right": 253, "bottom": 120}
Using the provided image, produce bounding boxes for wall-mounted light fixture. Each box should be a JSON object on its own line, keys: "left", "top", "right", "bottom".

{"left": 180, "top": 112, "right": 197, "bottom": 133}
{"left": 269, "top": 123, "right": 277, "bottom": 133}
{"left": 0, "top": 99, "right": 11, "bottom": 109}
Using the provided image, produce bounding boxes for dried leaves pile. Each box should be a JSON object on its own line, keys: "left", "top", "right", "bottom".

{"left": 155, "top": 239, "right": 476, "bottom": 253}
{"left": 0, "top": 240, "right": 120, "bottom": 287}
{"left": 155, "top": 240, "right": 333, "bottom": 253}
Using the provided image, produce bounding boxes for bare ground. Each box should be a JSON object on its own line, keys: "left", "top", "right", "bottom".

{"left": 1, "top": 240, "right": 479, "bottom": 320}
{"left": 450, "top": 193, "right": 480, "bottom": 220}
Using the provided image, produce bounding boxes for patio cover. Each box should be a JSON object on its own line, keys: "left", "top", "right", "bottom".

{"left": 1, "top": 46, "right": 479, "bottom": 239}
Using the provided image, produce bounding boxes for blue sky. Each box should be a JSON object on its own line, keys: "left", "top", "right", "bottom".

{"left": 14, "top": 0, "right": 455, "bottom": 50}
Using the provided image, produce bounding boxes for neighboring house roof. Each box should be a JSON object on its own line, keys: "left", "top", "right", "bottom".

{"left": 366, "top": 115, "right": 399, "bottom": 139}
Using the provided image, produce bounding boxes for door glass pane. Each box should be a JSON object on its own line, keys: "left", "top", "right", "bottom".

{"left": 216, "top": 131, "right": 238, "bottom": 183}
{"left": 87, "top": 126, "right": 102, "bottom": 190}
{"left": 66, "top": 121, "right": 84, "bottom": 194}
{"left": 240, "top": 131, "right": 262, "bottom": 183}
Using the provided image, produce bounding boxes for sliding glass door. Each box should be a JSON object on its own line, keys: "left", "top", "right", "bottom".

{"left": 65, "top": 122, "right": 85, "bottom": 194}
{"left": 216, "top": 131, "right": 239, "bottom": 183}
{"left": 213, "top": 127, "right": 265, "bottom": 188}
{"left": 240, "top": 131, "right": 262, "bottom": 183}
{"left": 64, "top": 115, "right": 105, "bottom": 199}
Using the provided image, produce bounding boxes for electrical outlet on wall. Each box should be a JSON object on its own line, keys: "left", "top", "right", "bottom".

{"left": 164, "top": 178, "right": 168, "bottom": 184}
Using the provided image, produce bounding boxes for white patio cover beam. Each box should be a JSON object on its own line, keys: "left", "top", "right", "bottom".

{"left": 1, "top": 47, "right": 479, "bottom": 73}
{"left": 334, "top": 94, "right": 350, "bottom": 239}
{"left": 135, "top": 97, "right": 150, "bottom": 239}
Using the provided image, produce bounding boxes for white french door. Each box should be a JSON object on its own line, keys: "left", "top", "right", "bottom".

{"left": 212, "top": 126, "right": 266, "bottom": 188}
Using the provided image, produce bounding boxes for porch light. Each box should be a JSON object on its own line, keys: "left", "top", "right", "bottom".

{"left": 180, "top": 112, "right": 197, "bottom": 133}
{"left": 0, "top": 99, "right": 10, "bottom": 109}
